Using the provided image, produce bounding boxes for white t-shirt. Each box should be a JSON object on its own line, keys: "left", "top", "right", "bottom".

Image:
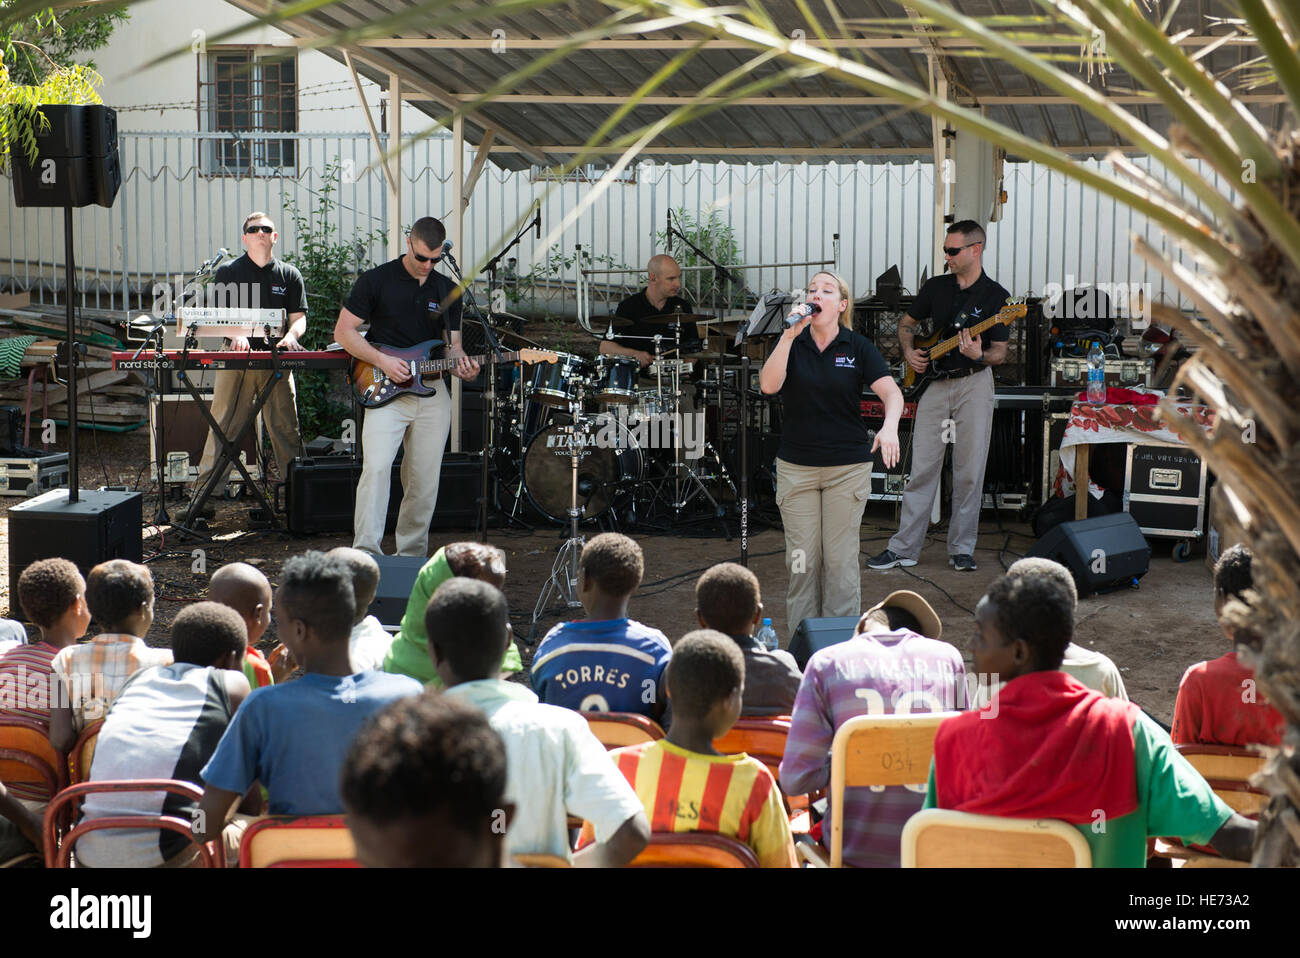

{"left": 349, "top": 616, "right": 394, "bottom": 673}
{"left": 444, "top": 678, "right": 645, "bottom": 861}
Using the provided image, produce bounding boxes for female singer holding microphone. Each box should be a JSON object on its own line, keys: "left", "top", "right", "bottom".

{"left": 759, "top": 272, "right": 904, "bottom": 636}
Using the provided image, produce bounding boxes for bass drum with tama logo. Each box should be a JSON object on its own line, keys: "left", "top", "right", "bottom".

{"left": 522, "top": 414, "right": 644, "bottom": 523}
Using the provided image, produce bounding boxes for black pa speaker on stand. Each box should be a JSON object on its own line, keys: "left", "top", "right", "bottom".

{"left": 7, "top": 104, "right": 139, "bottom": 615}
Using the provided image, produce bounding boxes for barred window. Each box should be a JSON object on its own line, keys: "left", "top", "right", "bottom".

{"left": 200, "top": 49, "right": 297, "bottom": 176}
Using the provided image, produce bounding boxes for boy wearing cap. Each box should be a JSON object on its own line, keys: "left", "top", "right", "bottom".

{"left": 779, "top": 589, "right": 964, "bottom": 867}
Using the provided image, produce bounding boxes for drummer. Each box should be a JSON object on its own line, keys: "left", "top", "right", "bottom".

{"left": 600, "top": 254, "right": 701, "bottom": 369}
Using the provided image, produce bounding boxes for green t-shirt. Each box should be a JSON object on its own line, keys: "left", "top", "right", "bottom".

{"left": 923, "top": 711, "right": 1233, "bottom": 867}
{"left": 381, "top": 548, "right": 523, "bottom": 687}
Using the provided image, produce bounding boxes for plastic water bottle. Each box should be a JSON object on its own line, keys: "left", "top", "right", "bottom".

{"left": 1086, "top": 341, "right": 1106, "bottom": 405}
{"left": 756, "top": 618, "right": 779, "bottom": 652}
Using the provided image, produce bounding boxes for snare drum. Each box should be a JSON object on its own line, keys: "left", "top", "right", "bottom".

{"left": 593, "top": 356, "right": 640, "bottom": 405}
{"left": 529, "top": 352, "right": 592, "bottom": 407}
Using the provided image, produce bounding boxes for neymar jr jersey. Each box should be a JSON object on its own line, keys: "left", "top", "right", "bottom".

{"left": 609, "top": 739, "right": 797, "bottom": 868}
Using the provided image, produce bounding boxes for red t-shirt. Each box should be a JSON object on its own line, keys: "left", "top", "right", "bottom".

{"left": 1172, "top": 651, "right": 1283, "bottom": 748}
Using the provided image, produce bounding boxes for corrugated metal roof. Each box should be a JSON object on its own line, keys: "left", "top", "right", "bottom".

{"left": 226, "top": 0, "right": 1288, "bottom": 169}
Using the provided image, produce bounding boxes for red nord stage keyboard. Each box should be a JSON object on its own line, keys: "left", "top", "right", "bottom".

{"left": 112, "top": 350, "right": 350, "bottom": 372}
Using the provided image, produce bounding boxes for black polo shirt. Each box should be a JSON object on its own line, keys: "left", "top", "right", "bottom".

{"left": 610, "top": 290, "right": 700, "bottom": 353}
{"left": 775, "top": 325, "right": 891, "bottom": 467}
{"left": 208, "top": 254, "right": 306, "bottom": 348}
{"left": 344, "top": 257, "right": 463, "bottom": 349}
{"left": 909, "top": 271, "right": 1010, "bottom": 373}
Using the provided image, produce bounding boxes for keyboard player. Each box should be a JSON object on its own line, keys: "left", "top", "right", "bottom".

{"left": 185, "top": 211, "right": 307, "bottom": 523}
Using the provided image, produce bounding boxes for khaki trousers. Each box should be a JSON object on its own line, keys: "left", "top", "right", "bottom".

{"left": 194, "top": 369, "right": 301, "bottom": 492}
{"left": 353, "top": 387, "right": 452, "bottom": 557}
{"left": 775, "top": 458, "right": 873, "bottom": 637}
{"left": 888, "top": 368, "right": 994, "bottom": 560}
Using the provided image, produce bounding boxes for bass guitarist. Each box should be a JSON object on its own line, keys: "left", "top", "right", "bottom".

{"left": 867, "top": 220, "right": 1009, "bottom": 574}
{"left": 335, "top": 216, "right": 480, "bottom": 557}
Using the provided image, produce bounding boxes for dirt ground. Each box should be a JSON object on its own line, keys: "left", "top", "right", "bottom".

{"left": 0, "top": 428, "right": 1222, "bottom": 726}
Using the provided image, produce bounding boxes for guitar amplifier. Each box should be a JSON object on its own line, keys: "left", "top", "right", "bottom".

{"left": 1049, "top": 356, "right": 1153, "bottom": 389}
{"left": 280, "top": 453, "right": 490, "bottom": 535}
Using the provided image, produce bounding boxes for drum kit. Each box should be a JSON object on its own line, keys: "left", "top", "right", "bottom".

{"left": 483, "top": 311, "right": 757, "bottom": 534}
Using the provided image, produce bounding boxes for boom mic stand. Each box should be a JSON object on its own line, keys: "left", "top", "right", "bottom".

{"left": 441, "top": 247, "right": 503, "bottom": 542}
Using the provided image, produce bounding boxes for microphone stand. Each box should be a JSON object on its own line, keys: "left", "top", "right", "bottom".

{"left": 443, "top": 249, "right": 503, "bottom": 542}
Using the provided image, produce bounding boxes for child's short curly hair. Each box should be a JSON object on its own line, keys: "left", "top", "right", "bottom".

{"left": 17, "top": 558, "right": 83, "bottom": 628}
{"left": 578, "top": 533, "right": 643, "bottom": 598}
{"left": 85, "top": 560, "right": 154, "bottom": 630}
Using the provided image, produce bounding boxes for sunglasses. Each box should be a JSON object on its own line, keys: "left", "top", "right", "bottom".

{"left": 245, "top": 225, "right": 274, "bottom": 234}
{"left": 943, "top": 242, "right": 979, "bottom": 256}
{"left": 411, "top": 250, "right": 442, "bottom": 264}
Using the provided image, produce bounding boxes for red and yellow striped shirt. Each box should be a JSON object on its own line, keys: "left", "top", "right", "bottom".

{"left": 609, "top": 739, "right": 797, "bottom": 868}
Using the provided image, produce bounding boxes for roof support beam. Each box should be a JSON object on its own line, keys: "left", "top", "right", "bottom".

{"left": 470, "top": 93, "right": 1287, "bottom": 106}
{"left": 329, "top": 36, "right": 1263, "bottom": 50}
{"left": 484, "top": 144, "right": 1155, "bottom": 156}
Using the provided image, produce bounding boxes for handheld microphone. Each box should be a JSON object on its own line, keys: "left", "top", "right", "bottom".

{"left": 783, "top": 302, "right": 821, "bottom": 328}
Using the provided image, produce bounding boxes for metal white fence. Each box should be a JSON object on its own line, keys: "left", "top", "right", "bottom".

{"left": 1, "top": 129, "right": 1221, "bottom": 319}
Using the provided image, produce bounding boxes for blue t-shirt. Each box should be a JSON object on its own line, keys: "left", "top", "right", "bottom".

{"left": 530, "top": 618, "right": 672, "bottom": 718}
{"left": 200, "top": 670, "right": 422, "bottom": 815}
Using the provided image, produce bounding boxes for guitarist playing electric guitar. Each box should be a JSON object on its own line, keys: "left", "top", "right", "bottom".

{"left": 867, "top": 220, "right": 1012, "bottom": 574}
{"left": 334, "top": 216, "right": 481, "bottom": 558}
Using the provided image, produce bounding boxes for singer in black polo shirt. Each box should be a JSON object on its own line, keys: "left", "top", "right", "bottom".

{"left": 759, "top": 271, "right": 903, "bottom": 637}
{"left": 186, "top": 210, "right": 307, "bottom": 523}
{"left": 334, "top": 216, "right": 479, "bottom": 557}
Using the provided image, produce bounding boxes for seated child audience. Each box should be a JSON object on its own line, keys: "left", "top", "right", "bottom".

{"left": 695, "top": 562, "right": 801, "bottom": 716}
{"left": 50, "top": 559, "right": 172, "bottom": 750}
{"left": 208, "top": 562, "right": 274, "bottom": 689}
{"left": 1172, "top": 544, "right": 1283, "bottom": 747}
{"left": 76, "top": 602, "right": 254, "bottom": 868}
{"left": 924, "top": 573, "right": 1257, "bottom": 867}
{"left": 429, "top": 578, "right": 649, "bottom": 865}
{"left": 780, "top": 589, "right": 963, "bottom": 867}
{"left": 196, "top": 552, "right": 422, "bottom": 840}
{"left": 531, "top": 533, "right": 672, "bottom": 723}
{"left": 1006, "top": 557, "right": 1127, "bottom": 699}
{"left": 327, "top": 547, "right": 393, "bottom": 672}
{"left": 384, "top": 541, "right": 522, "bottom": 685}
{"left": 0, "top": 617, "right": 27, "bottom": 655}
{"left": 0, "top": 558, "right": 92, "bottom": 862}
{"left": 342, "top": 693, "right": 513, "bottom": 867}
{"left": 604, "top": 630, "right": 797, "bottom": 868}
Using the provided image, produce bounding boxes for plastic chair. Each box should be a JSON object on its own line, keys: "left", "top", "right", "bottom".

{"left": 67, "top": 720, "right": 103, "bottom": 785}
{"left": 0, "top": 715, "right": 68, "bottom": 802}
{"left": 901, "top": 808, "right": 1092, "bottom": 867}
{"left": 627, "top": 832, "right": 760, "bottom": 868}
{"left": 42, "top": 779, "right": 223, "bottom": 868}
{"left": 0, "top": 747, "right": 57, "bottom": 867}
{"left": 583, "top": 712, "right": 665, "bottom": 750}
{"left": 802, "top": 712, "right": 958, "bottom": 867}
{"left": 238, "top": 815, "right": 357, "bottom": 868}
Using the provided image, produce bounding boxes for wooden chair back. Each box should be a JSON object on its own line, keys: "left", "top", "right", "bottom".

{"left": 238, "top": 815, "right": 357, "bottom": 868}
{"left": 828, "top": 712, "right": 957, "bottom": 866}
{"left": 901, "top": 808, "right": 1092, "bottom": 867}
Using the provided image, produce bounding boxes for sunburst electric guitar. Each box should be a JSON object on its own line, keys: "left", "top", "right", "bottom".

{"left": 901, "top": 299, "right": 1027, "bottom": 400}
{"left": 351, "top": 339, "right": 557, "bottom": 408}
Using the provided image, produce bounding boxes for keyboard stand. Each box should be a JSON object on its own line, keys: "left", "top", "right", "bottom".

{"left": 174, "top": 324, "right": 285, "bottom": 536}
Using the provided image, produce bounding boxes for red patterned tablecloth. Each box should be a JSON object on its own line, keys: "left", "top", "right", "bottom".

{"left": 1054, "top": 400, "right": 1216, "bottom": 499}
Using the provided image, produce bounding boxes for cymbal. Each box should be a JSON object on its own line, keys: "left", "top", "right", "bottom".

{"left": 696, "top": 317, "right": 744, "bottom": 331}
{"left": 682, "top": 352, "right": 746, "bottom": 363}
{"left": 592, "top": 316, "right": 634, "bottom": 330}
{"left": 497, "top": 328, "right": 542, "bottom": 349}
